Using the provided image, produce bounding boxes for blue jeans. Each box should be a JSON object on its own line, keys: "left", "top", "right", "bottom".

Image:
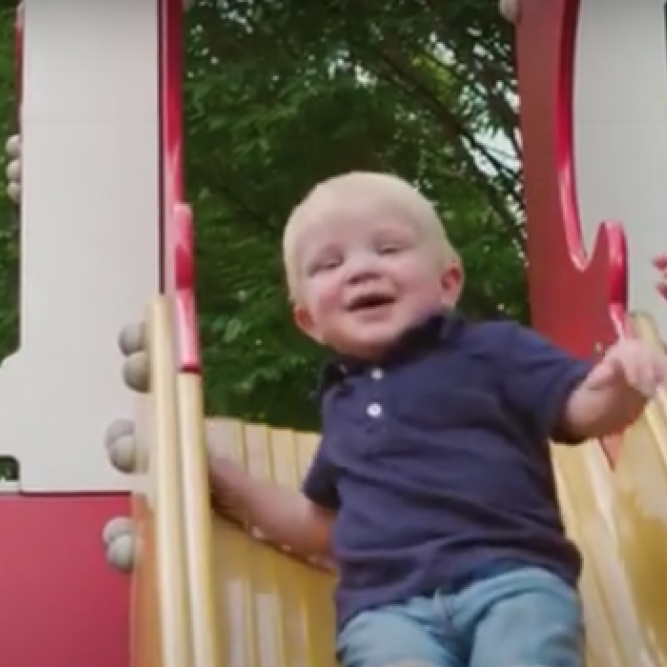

{"left": 337, "top": 567, "right": 584, "bottom": 667}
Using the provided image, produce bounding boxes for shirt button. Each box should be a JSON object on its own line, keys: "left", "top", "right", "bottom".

{"left": 367, "top": 403, "right": 383, "bottom": 418}
{"left": 370, "top": 368, "right": 383, "bottom": 380}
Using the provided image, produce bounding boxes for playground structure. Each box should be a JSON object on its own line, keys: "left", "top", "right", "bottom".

{"left": 2, "top": 0, "right": 667, "bottom": 665}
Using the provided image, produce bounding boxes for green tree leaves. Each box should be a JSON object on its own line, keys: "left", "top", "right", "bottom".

{"left": 0, "top": 1, "right": 524, "bottom": 432}
{"left": 184, "top": 1, "right": 524, "bottom": 427}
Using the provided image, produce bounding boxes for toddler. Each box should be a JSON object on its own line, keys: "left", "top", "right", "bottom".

{"left": 211, "top": 172, "right": 667, "bottom": 667}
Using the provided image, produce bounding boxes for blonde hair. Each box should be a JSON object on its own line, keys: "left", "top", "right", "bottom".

{"left": 283, "top": 171, "right": 459, "bottom": 301}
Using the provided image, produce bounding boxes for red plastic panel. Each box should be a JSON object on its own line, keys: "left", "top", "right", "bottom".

{"left": 515, "top": 0, "right": 629, "bottom": 351}
{"left": 514, "top": 0, "right": 629, "bottom": 463}
{"left": 159, "top": 0, "right": 200, "bottom": 373}
{"left": 0, "top": 495, "right": 130, "bottom": 667}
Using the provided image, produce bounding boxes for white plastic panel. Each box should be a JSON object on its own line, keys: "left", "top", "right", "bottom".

{"left": 573, "top": 0, "right": 667, "bottom": 333}
{"left": 0, "top": 0, "right": 160, "bottom": 491}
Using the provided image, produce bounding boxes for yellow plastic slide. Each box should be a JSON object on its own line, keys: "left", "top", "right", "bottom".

{"left": 128, "top": 299, "right": 667, "bottom": 667}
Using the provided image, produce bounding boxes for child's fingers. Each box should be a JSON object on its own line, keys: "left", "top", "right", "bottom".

{"left": 617, "top": 354, "right": 644, "bottom": 395}
{"left": 591, "top": 342, "right": 667, "bottom": 398}
{"left": 584, "top": 357, "right": 619, "bottom": 390}
{"left": 626, "top": 350, "right": 666, "bottom": 397}
{"left": 633, "top": 363, "right": 658, "bottom": 397}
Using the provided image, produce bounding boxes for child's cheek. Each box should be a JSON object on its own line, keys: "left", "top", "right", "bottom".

{"left": 317, "top": 278, "right": 344, "bottom": 315}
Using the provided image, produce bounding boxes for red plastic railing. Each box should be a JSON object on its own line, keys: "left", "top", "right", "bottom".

{"left": 514, "top": 0, "right": 629, "bottom": 463}
{"left": 159, "top": 0, "right": 200, "bottom": 373}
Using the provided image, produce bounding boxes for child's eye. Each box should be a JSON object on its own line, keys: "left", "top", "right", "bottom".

{"left": 378, "top": 243, "right": 404, "bottom": 254}
{"left": 310, "top": 257, "right": 341, "bottom": 274}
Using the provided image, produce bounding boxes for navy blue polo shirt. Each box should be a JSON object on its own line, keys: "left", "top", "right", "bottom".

{"left": 302, "top": 310, "right": 593, "bottom": 630}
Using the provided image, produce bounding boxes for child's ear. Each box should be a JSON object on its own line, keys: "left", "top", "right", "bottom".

{"left": 441, "top": 263, "right": 464, "bottom": 304}
{"left": 293, "top": 305, "right": 324, "bottom": 342}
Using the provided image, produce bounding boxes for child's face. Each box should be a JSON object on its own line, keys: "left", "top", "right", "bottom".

{"left": 292, "top": 211, "right": 462, "bottom": 358}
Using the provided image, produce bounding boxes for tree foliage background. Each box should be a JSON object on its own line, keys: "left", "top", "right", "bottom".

{"left": 0, "top": 0, "right": 524, "bottom": 434}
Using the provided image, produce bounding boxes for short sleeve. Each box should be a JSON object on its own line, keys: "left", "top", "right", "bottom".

{"left": 500, "top": 323, "right": 593, "bottom": 443}
{"left": 301, "top": 441, "right": 340, "bottom": 510}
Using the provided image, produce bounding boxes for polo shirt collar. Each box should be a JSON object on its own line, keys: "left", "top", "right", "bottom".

{"left": 315, "top": 308, "right": 464, "bottom": 398}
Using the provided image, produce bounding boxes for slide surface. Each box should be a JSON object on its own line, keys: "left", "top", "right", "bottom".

{"left": 130, "top": 307, "right": 667, "bottom": 667}
{"left": 551, "top": 314, "right": 667, "bottom": 667}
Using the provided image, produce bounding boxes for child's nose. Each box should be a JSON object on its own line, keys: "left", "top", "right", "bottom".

{"left": 346, "top": 254, "right": 383, "bottom": 285}
{"left": 348, "top": 267, "right": 381, "bottom": 285}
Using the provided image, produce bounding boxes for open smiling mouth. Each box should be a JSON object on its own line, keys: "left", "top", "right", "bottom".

{"left": 347, "top": 293, "right": 396, "bottom": 312}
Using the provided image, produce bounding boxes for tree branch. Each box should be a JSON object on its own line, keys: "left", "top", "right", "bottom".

{"left": 354, "top": 43, "right": 524, "bottom": 249}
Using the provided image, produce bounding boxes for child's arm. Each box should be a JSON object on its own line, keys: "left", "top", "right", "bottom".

{"left": 559, "top": 338, "right": 667, "bottom": 440}
{"left": 499, "top": 323, "right": 667, "bottom": 444}
{"left": 209, "top": 455, "right": 335, "bottom": 558}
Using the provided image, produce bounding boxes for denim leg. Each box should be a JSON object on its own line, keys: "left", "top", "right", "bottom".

{"left": 456, "top": 567, "right": 585, "bottom": 667}
{"left": 336, "top": 595, "right": 466, "bottom": 667}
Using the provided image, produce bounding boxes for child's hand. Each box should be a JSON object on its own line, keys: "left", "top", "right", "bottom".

{"left": 586, "top": 338, "right": 667, "bottom": 398}
{"left": 5, "top": 134, "right": 21, "bottom": 203}
{"left": 562, "top": 337, "right": 667, "bottom": 438}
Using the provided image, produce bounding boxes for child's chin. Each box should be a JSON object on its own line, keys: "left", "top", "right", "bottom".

{"left": 346, "top": 331, "right": 400, "bottom": 356}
